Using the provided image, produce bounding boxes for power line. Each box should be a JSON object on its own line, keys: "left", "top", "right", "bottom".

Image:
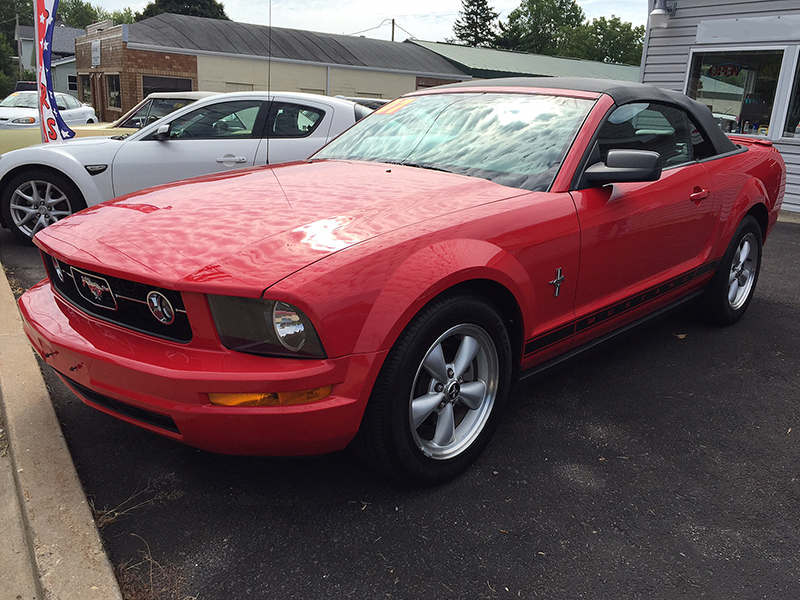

{"left": 347, "top": 18, "right": 418, "bottom": 40}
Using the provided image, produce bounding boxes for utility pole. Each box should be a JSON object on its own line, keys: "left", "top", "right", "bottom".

{"left": 391, "top": 18, "right": 395, "bottom": 42}
{"left": 16, "top": 13, "right": 23, "bottom": 77}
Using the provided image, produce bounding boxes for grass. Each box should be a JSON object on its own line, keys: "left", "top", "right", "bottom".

{"left": 116, "top": 534, "right": 198, "bottom": 600}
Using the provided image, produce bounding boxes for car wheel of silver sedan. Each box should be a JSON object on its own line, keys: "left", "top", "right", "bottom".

{"left": 704, "top": 214, "right": 762, "bottom": 325}
{"left": 1, "top": 170, "right": 86, "bottom": 243}
{"left": 353, "top": 292, "right": 512, "bottom": 485}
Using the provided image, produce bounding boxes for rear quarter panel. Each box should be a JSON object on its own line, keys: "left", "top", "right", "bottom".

{"left": 703, "top": 140, "right": 785, "bottom": 255}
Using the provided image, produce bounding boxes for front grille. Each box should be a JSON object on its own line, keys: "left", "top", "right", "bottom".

{"left": 64, "top": 376, "right": 180, "bottom": 434}
{"left": 43, "top": 252, "right": 192, "bottom": 343}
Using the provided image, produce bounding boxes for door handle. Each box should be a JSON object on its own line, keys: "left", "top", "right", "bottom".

{"left": 216, "top": 156, "right": 248, "bottom": 164}
{"left": 690, "top": 188, "right": 710, "bottom": 202}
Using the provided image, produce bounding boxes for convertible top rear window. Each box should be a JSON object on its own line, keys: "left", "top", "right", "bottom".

{"left": 315, "top": 93, "right": 595, "bottom": 192}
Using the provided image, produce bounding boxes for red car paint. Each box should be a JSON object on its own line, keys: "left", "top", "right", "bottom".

{"left": 18, "top": 83, "right": 786, "bottom": 457}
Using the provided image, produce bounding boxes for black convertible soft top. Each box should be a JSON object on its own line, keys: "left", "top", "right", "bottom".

{"left": 436, "top": 77, "right": 738, "bottom": 156}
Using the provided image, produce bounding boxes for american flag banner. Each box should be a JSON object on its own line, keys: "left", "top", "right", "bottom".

{"left": 35, "top": 0, "right": 75, "bottom": 143}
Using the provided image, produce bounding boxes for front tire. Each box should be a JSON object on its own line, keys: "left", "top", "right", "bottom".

{"left": 353, "top": 292, "right": 512, "bottom": 485}
{"left": 704, "top": 215, "right": 762, "bottom": 325}
{"left": 1, "top": 170, "right": 86, "bottom": 243}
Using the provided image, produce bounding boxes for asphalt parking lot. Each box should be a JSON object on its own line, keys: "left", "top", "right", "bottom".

{"left": 2, "top": 219, "right": 799, "bottom": 599}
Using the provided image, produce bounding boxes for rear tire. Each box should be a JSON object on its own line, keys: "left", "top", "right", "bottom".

{"left": 352, "top": 292, "right": 512, "bottom": 485}
{"left": 1, "top": 170, "right": 86, "bottom": 243}
{"left": 703, "top": 215, "right": 762, "bottom": 325}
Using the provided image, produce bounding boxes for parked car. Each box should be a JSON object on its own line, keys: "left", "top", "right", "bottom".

{"left": 0, "top": 92, "right": 366, "bottom": 240}
{"left": 18, "top": 78, "right": 785, "bottom": 484}
{"left": 0, "top": 90, "right": 96, "bottom": 129}
{"left": 0, "top": 91, "right": 217, "bottom": 155}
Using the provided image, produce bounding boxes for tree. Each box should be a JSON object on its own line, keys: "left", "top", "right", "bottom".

{"left": 136, "top": 0, "right": 229, "bottom": 21}
{"left": 57, "top": 0, "right": 109, "bottom": 29}
{"left": 453, "top": 0, "right": 498, "bottom": 48}
{"left": 560, "top": 16, "right": 644, "bottom": 65}
{"left": 111, "top": 7, "right": 136, "bottom": 24}
{"left": 1, "top": 0, "right": 34, "bottom": 47}
{"left": 495, "top": 0, "right": 584, "bottom": 55}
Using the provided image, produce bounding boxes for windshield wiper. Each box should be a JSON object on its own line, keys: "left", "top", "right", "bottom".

{"left": 384, "top": 160, "right": 453, "bottom": 174}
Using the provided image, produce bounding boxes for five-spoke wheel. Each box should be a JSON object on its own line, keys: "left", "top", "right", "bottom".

{"left": 353, "top": 292, "right": 512, "bottom": 485}
{"left": 410, "top": 323, "right": 499, "bottom": 461}
{"left": 705, "top": 214, "right": 762, "bottom": 325}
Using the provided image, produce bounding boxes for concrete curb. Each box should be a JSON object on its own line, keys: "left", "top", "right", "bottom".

{"left": 0, "top": 265, "right": 123, "bottom": 600}
{"left": 778, "top": 209, "right": 800, "bottom": 224}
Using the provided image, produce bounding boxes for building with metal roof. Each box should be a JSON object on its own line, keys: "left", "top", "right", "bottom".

{"left": 408, "top": 41, "right": 640, "bottom": 82}
{"left": 74, "top": 13, "right": 469, "bottom": 121}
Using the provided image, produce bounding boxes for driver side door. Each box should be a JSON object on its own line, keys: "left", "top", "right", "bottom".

{"left": 110, "top": 99, "right": 268, "bottom": 198}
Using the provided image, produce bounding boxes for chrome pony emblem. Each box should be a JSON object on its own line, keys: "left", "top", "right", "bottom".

{"left": 75, "top": 270, "right": 117, "bottom": 310}
{"left": 549, "top": 267, "right": 565, "bottom": 298}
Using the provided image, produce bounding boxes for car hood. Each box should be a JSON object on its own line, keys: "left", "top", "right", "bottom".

{"left": 0, "top": 107, "right": 36, "bottom": 121}
{"left": 35, "top": 160, "right": 523, "bottom": 296}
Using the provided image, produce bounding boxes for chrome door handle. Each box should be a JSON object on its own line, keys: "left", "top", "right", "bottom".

{"left": 216, "top": 156, "right": 248, "bottom": 163}
{"left": 690, "top": 188, "right": 710, "bottom": 202}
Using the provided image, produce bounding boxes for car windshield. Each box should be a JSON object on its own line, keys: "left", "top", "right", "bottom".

{"left": 0, "top": 93, "right": 37, "bottom": 109}
{"left": 315, "top": 92, "right": 595, "bottom": 191}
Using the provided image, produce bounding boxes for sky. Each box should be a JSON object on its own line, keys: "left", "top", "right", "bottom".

{"left": 93, "top": 0, "right": 648, "bottom": 42}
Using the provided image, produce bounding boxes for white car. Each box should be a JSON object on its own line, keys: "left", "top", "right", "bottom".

{"left": 0, "top": 91, "right": 97, "bottom": 129}
{"left": 0, "top": 92, "right": 369, "bottom": 241}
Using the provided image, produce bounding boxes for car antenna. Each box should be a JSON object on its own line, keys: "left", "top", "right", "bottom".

{"left": 267, "top": 0, "right": 272, "bottom": 164}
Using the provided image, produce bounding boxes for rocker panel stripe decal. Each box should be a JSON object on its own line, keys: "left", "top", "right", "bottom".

{"left": 523, "top": 258, "right": 721, "bottom": 357}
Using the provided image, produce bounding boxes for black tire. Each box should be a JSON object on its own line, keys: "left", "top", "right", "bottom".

{"left": 703, "top": 215, "right": 762, "bottom": 325}
{"left": 352, "top": 292, "right": 513, "bottom": 485}
{"left": 1, "top": 170, "right": 86, "bottom": 243}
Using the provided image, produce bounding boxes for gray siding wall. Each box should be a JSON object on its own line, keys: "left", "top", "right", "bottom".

{"left": 640, "top": 0, "right": 800, "bottom": 212}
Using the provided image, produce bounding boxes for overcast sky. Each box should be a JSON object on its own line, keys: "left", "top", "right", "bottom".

{"left": 92, "top": 0, "right": 648, "bottom": 42}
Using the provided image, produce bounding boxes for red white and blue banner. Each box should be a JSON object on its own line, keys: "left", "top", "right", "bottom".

{"left": 35, "top": 0, "right": 75, "bottom": 143}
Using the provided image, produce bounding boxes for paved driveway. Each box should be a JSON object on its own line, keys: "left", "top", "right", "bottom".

{"left": 2, "top": 221, "right": 799, "bottom": 599}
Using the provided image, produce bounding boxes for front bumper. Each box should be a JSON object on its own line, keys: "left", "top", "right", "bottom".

{"left": 18, "top": 279, "right": 384, "bottom": 456}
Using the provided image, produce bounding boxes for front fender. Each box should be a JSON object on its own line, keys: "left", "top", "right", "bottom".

{"left": 351, "top": 238, "right": 532, "bottom": 356}
{"left": 0, "top": 144, "right": 110, "bottom": 209}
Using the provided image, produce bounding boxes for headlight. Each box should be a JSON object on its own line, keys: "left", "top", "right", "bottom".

{"left": 208, "top": 295, "right": 326, "bottom": 358}
{"left": 11, "top": 117, "right": 36, "bottom": 124}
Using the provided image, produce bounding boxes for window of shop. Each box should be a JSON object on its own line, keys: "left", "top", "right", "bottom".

{"left": 687, "top": 50, "right": 784, "bottom": 135}
{"left": 142, "top": 75, "right": 192, "bottom": 98}
{"left": 106, "top": 74, "right": 121, "bottom": 108}
{"left": 79, "top": 74, "right": 92, "bottom": 104}
{"left": 785, "top": 61, "right": 800, "bottom": 138}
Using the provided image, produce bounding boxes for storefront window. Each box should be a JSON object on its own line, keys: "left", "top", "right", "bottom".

{"left": 79, "top": 74, "right": 92, "bottom": 105}
{"left": 687, "top": 50, "right": 783, "bottom": 135}
{"left": 106, "top": 74, "right": 121, "bottom": 109}
{"left": 784, "top": 62, "right": 800, "bottom": 138}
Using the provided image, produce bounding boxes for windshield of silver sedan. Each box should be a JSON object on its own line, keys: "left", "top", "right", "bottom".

{"left": 315, "top": 92, "right": 595, "bottom": 191}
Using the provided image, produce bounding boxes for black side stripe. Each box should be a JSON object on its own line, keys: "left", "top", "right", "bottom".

{"left": 523, "top": 258, "right": 721, "bottom": 357}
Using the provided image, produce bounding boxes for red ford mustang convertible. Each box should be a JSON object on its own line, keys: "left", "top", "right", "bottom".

{"left": 18, "top": 78, "right": 786, "bottom": 484}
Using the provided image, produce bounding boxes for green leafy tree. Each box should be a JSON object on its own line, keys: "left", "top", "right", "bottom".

{"left": 453, "top": 0, "right": 498, "bottom": 48}
{"left": 495, "top": 0, "right": 584, "bottom": 55}
{"left": 111, "top": 7, "right": 136, "bottom": 24}
{"left": 561, "top": 16, "right": 644, "bottom": 65}
{"left": 57, "top": 0, "right": 109, "bottom": 29}
{"left": 136, "top": 0, "right": 229, "bottom": 21}
{"left": 0, "top": 36, "right": 16, "bottom": 96}
{"left": 1, "top": 0, "right": 34, "bottom": 47}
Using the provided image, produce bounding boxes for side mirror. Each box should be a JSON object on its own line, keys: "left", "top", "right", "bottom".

{"left": 154, "top": 123, "right": 170, "bottom": 141}
{"left": 583, "top": 149, "right": 662, "bottom": 186}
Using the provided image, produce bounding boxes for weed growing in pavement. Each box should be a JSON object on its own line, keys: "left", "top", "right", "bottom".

{"left": 90, "top": 483, "right": 184, "bottom": 529}
{"left": 116, "top": 534, "right": 198, "bottom": 600}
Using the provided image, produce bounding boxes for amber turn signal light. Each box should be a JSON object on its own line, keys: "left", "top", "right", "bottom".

{"left": 209, "top": 386, "right": 333, "bottom": 407}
